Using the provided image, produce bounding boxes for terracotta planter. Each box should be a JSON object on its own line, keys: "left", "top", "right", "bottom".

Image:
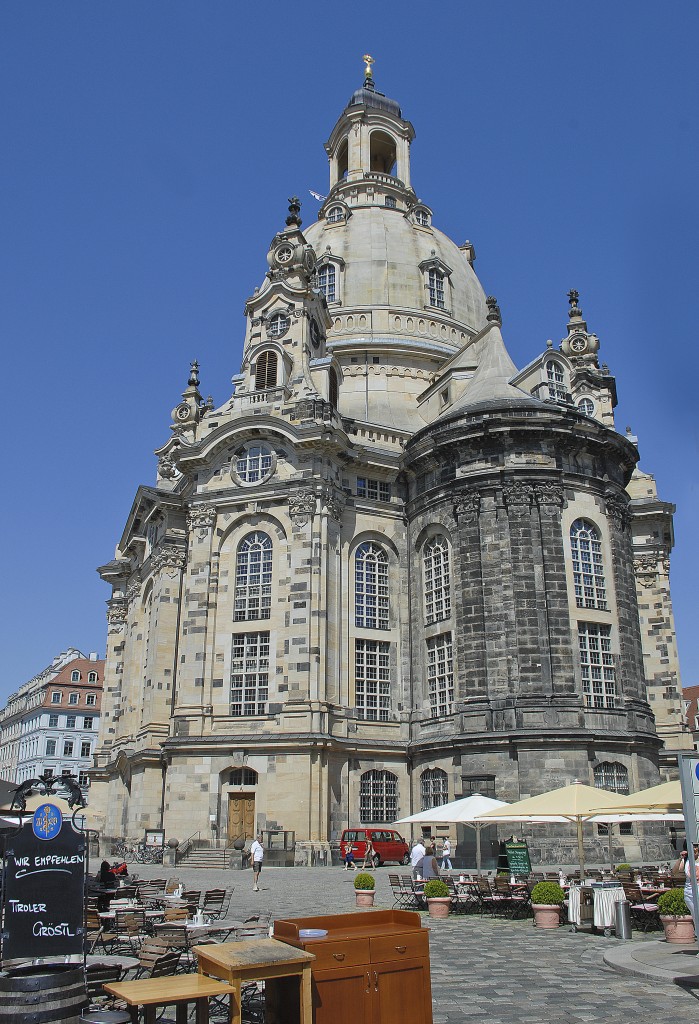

{"left": 660, "top": 914, "right": 695, "bottom": 944}
{"left": 532, "top": 904, "right": 561, "bottom": 929}
{"left": 427, "top": 897, "right": 451, "bottom": 919}
{"left": 355, "top": 890, "right": 375, "bottom": 907}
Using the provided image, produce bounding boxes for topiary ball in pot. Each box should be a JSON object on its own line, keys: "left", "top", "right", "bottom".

{"left": 354, "top": 873, "right": 375, "bottom": 891}
{"left": 530, "top": 881, "right": 564, "bottom": 930}
{"left": 354, "top": 872, "right": 376, "bottom": 907}
{"left": 423, "top": 879, "right": 450, "bottom": 899}
{"left": 657, "top": 888, "right": 689, "bottom": 916}
{"left": 658, "top": 887, "right": 694, "bottom": 943}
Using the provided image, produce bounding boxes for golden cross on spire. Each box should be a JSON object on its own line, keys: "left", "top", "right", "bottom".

{"left": 363, "top": 54, "right": 375, "bottom": 79}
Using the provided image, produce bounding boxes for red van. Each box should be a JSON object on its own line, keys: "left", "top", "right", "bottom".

{"left": 340, "top": 828, "right": 410, "bottom": 867}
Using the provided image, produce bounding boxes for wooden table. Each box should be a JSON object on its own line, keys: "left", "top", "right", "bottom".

{"left": 193, "top": 938, "right": 315, "bottom": 1024}
{"left": 103, "top": 973, "right": 234, "bottom": 1024}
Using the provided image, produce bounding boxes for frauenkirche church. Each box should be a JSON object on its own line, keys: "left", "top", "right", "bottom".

{"left": 91, "top": 63, "right": 687, "bottom": 864}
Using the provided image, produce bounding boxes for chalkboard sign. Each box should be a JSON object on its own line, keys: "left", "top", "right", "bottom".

{"left": 2, "top": 808, "right": 86, "bottom": 964}
{"left": 505, "top": 838, "right": 532, "bottom": 876}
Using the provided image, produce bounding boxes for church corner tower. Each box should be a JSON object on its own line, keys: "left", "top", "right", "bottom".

{"left": 91, "top": 61, "right": 685, "bottom": 867}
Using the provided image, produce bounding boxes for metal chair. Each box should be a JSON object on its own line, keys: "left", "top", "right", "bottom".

{"left": 201, "top": 888, "right": 231, "bottom": 920}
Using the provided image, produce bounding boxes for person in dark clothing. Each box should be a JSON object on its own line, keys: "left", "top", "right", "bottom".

{"left": 100, "top": 860, "right": 117, "bottom": 889}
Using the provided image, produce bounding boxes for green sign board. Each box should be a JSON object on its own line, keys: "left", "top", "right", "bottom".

{"left": 505, "top": 838, "right": 531, "bottom": 876}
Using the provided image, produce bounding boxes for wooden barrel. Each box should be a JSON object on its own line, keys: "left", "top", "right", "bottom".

{"left": 0, "top": 965, "right": 87, "bottom": 1024}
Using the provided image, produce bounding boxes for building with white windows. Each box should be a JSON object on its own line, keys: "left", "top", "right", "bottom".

{"left": 89, "top": 67, "right": 688, "bottom": 864}
{"left": 0, "top": 649, "right": 103, "bottom": 799}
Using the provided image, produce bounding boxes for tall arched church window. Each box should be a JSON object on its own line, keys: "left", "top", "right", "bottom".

{"left": 317, "top": 263, "right": 336, "bottom": 302}
{"left": 255, "top": 351, "right": 278, "bottom": 391}
{"left": 329, "top": 367, "right": 339, "bottom": 408}
{"left": 326, "top": 206, "right": 344, "bottom": 224}
{"left": 594, "top": 761, "right": 629, "bottom": 795}
{"left": 423, "top": 535, "right": 451, "bottom": 624}
{"left": 428, "top": 269, "right": 445, "bottom": 309}
{"left": 546, "top": 360, "right": 567, "bottom": 402}
{"left": 427, "top": 633, "right": 454, "bottom": 717}
{"left": 359, "top": 769, "right": 398, "bottom": 823}
{"left": 355, "top": 542, "right": 389, "bottom": 629}
{"left": 420, "top": 768, "right": 448, "bottom": 810}
{"left": 570, "top": 519, "right": 607, "bottom": 610}
{"left": 235, "top": 532, "right": 273, "bottom": 620}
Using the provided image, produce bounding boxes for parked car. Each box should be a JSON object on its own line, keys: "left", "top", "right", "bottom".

{"left": 340, "top": 828, "right": 410, "bottom": 867}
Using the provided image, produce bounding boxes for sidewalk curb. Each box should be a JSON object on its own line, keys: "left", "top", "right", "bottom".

{"left": 604, "top": 942, "right": 699, "bottom": 984}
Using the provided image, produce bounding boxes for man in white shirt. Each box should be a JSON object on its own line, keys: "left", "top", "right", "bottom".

{"left": 441, "top": 838, "right": 452, "bottom": 870}
{"left": 410, "top": 839, "right": 426, "bottom": 879}
{"left": 250, "top": 833, "right": 264, "bottom": 891}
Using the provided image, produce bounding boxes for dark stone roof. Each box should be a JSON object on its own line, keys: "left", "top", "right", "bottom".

{"left": 347, "top": 81, "right": 402, "bottom": 117}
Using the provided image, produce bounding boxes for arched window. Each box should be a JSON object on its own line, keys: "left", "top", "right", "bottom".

{"left": 369, "top": 131, "right": 397, "bottom": 175}
{"left": 326, "top": 206, "right": 344, "bottom": 224}
{"left": 423, "top": 535, "right": 451, "bottom": 624}
{"left": 317, "top": 263, "right": 336, "bottom": 303}
{"left": 229, "top": 767, "right": 258, "bottom": 786}
{"left": 355, "top": 542, "right": 389, "bottom": 629}
{"left": 255, "top": 351, "right": 278, "bottom": 390}
{"left": 328, "top": 367, "right": 338, "bottom": 408}
{"left": 428, "top": 269, "right": 445, "bottom": 308}
{"left": 359, "top": 769, "right": 398, "bottom": 823}
{"left": 546, "top": 360, "right": 567, "bottom": 402}
{"left": 594, "top": 762, "right": 629, "bottom": 795}
{"left": 88, "top": 671, "right": 98, "bottom": 684}
{"left": 71, "top": 670, "right": 80, "bottom": 682}
{"left": 235, "top": 532, "right": 273, "bottom": 620}
{"left": 420, "top": 768, "right": 448, "bottom": 810}
{"left": 577, "top": 397, "right": 594, "bottom": 416}
{"left": 570, "top": 519, "right": 607, "bottom": 610}
{"left": 414, "top": 208, "right": 429, "bottom": 226}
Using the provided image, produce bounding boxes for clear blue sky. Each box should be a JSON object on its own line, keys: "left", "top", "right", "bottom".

{"left": 1, "top": 2, "right": 697, "bottom": 703}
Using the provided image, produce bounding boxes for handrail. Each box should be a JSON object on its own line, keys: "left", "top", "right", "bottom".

{"left": 176, "top": 830, "right": 201, "bottom": 863}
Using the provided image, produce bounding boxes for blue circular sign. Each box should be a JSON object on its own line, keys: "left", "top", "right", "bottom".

{"left": 32, "top": 803, "right": 62, "bottom": 841}
{"left": 695, "top": 763, "right": 699, "bottom": 783}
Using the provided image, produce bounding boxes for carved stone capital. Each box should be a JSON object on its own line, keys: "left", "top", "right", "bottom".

{"left": 503, "top": 482, "right": 533, "bottom": 519}
{"left": 534, "top": 483, "right": 564, "bottom": 519}
{"left": 157, "top": 453, "right": 179, "bottom": 480}
{"left": 605, "top": 492, "right": 630, "bottom": 531}
{"left": 453, "top": 491, "right": 481, "bottom": 523}
{"left": 289, "top": 489, "right": 316, "bottom": 527}
{"left": 107, "top": 602, "right": 128, "bottom": 633}
{"left": 125, "top": 574, "right": 142, "bottom": 604}
{"left": 322, "top": 492, "right": 344, "bottom": 522}
{"left": 151, "top": 545, "right": 186, "bottom": 577}
{"left": 187, "top": 505, "right": 217, "bottom": 533}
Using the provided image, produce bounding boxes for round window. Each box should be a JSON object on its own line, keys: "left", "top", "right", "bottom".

{"left": 577, "top": 397, "right": 594, "bottom": 417}
{"left": 268, "top": 313, "right": 290, "bottom": 338}
{"left": 233, "top": 443, "right": 275, "bottom": 485}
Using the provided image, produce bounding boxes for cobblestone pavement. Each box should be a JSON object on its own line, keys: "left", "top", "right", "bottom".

{"left": 129, "top": 863, "right": 698, "bottom": 1022}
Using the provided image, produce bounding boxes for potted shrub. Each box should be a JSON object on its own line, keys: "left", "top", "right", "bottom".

{"left": 423, "top": 879, "right": 451, "bottom": 919}
{"left": 658, "top": 888, "right": 695, "bottom": 944}
{"left": 530, "top": 881, "right": 564, "bottom": 929}
{"left": 354, "top": 872, "right": 376, "bottom": 907}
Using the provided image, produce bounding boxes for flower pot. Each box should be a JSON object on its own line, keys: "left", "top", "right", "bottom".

{"left": 660, "top": 914, "right": 695, "bottom": 944}
{"left": 532, "top": 904, "right": 561, "bottom": 929}
{"left": 427, "top": 897, "right": 451, "bottom": 919}
{"left": 355, "top": 890, "right": 375, "bottom": 907}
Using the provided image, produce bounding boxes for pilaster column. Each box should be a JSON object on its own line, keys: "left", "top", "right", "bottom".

{"left": 533, "top": 483, "right": 576, "bottom": 695}
{"left": 605, "top": 491, "right": 646, "bottom": 701}
{"left": 452, "top": 491, "right": 487, "bottom": 699}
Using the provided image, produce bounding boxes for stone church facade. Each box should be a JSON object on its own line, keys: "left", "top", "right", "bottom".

{"left": 90, "top": 70, "right": 687, "bottom": 863}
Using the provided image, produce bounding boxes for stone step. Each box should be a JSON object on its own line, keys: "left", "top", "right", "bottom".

{"left": 177, "top": 849, "right": 232, "bottom": 868}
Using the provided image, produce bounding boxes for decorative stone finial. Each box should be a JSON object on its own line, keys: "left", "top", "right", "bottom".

{"left": 286, "top": 196, "right": 302, "bottom": 227}
{"left": 188, "top": 360, "right": 200, "bottom": 387}
{"left": 546, "top": 338, "right": 553, "bottom": 349}
{"left": 363, "top": 54, "right": 375, "bottom": 80}
{"left": 486, "top": 296, "right": 502, "bottom": 325}
{"left": 568, "top": 289, "right": 582, "bottom": 317}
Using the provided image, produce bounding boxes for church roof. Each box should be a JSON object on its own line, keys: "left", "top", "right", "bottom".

{"left": 347, "top": 79, "right": 402, "bottom": 118}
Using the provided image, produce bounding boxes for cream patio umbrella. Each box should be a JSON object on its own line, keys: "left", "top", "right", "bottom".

{"left": 476, "top": 781, "right": 632, "bottom": 877}
{"left": 393, "top": 793, "right": 510, "bottom": 873}
{"left": 589, "top": 780, "right": 682, "bottom": 815}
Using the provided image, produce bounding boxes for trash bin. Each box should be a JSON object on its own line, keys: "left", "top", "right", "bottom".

{"left": 615, "top": 899, "right": 632, "bottom": 939}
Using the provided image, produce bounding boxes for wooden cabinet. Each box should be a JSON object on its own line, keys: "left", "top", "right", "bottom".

{"left": 274, "top": 910, "right": 432, "bottom": 1024}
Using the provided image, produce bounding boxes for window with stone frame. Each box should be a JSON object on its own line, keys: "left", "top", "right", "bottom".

{"left": 66, "top": 716, "right": 76, "bottom": 729}
{"left": 426, "top": 633, "right": 454, "bottom": 718}
{"left": 384, "top": 195, "right": 397, "bottom": 209}
{"left": 423, "top": 535, "right": 451, "bottom": 624}
{"left": 230, "top": 767, "right": 258, "bottom": 786}
{"left": 594, "top": 761, "right": 631, "bottom": 836}
{"left": 577, "top": 397, "right": 594, "bottom": 416}
{"left": 69, "top": 692, "right": 79, "bottom": 705}
{"left": 570, "top": 519, "right": 608, "bottom": 610}
{"left": 414, "top": 208, "right": 430, "bottom": 226}
{"left": 86, "top": 693, "right": 96, "bottom": 706}
{"left": 428, "top": 269, "right": 445, "bottom": 308}
{"left": 317, "top": 263, "right": 336, "bottom": 302}
{"left": 326, "top": 205, "right": 345, "bottom": 224}
{"left": 63, "top": 741, "right": 74, "bottom": 757}
{"left": 234, "top": 532, "right": 273, "bottom": 621}
{"left": 78, "top": 772, "right": 90, "bottom": 786}
{"left": 578, "top": 623, "right": 616, "bottom": 708}
{"left": 255, "top": 350, "right": 278, "bottom": 390}
{"left": 71, "top": 670, "right": 80, "bottom": 682}
{"left": 462, "top": 776, "right": 496, "bottom": 799}
{"left": 355, "top": 542, "right": 390, "bottom": 630}
{"left": 420, "top": 768, "right": 449, "bottom": 810}
{"left": 359, "top": 769, "right": 398, "bottom": 823}
{"left": 46, "top": 739, "right": 56, "bottom": 756}
{"left": 356, "top": 478, "right": 391, "bottom": 502}
{"left": 230, "top": 631, "right": 269, "bottom": 716}
{"left": 354, "top": 639, "right": 391, "bottom": 721}
{"left": 88, "top": 671, "right": 98, "bottom": 683}
{"left": 48, "top": 714, "right": 59, "bottom": 727}
{"left": 51, "top": 692, "right": 61, "bottom": 704}
{"left": 545, "top": 359, "right": 567, "bottom": 402}
{"left": 80, "top": 741, "right": 91, "bottom": 758}
{"left": 83, "top": 717, "right": 94, "bottom": 730}
{"left": 268, "top": 312, "right": 289, "bottom": 338}
{"left": 235, "top": 443, "right": 273, "bottom": 484}
{"left": 329, "top": 367, "right": 339, "bottom": 408}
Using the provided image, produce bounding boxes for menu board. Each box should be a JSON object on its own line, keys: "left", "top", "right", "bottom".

{"left": 505, "top": 838, "right": 532, "bottom": 876}
{"left": 2, "top": 807, "right": 86, "bottom": 964}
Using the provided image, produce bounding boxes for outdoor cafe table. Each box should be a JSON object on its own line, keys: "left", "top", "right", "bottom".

{"left": 568, "top": 883, "right": 625, "bottom": 935}
{"left": 86, "top": 953, "right": 140, "bottom": 972}
{"left": 193, "top": 938, "right": 315, "bottom": 1024}
{"left": 103, "top": 973, "right": 234, "bottom": 1024}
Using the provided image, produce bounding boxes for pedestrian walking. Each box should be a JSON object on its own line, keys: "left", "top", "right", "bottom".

{"left": 441, "top": 838, "right": 452, "bottom": 871}
{"left": 362, "top": 837, "right": 376, "bottom": 869}
{"left": 250, "top": 832, "right": 264, "bottom": 891}
{"left": 344, "top": 846, "right": 357, "bottom": 871}
{"left": 410, "top": 839, "right": 426, "bottom": 880}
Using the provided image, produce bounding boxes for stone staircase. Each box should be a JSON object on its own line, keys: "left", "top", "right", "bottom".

{"left": 176, "top": 846, "right": 232, "bottom": 869}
